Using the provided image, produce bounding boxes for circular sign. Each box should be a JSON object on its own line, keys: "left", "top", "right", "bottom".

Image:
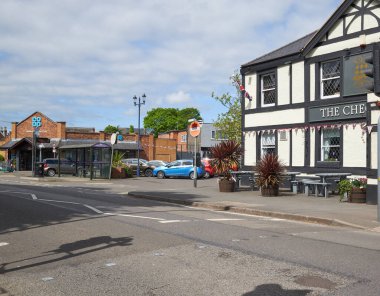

{"left": 110, "top": 133, "right": 118, "bottom": 145}
{"left": 189, "top": 121, "right": 201, "bottom": 137}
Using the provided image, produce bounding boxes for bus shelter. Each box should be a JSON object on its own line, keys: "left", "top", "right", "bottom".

{"left": 58, "top": 142, "right": 112, "bottom": 180}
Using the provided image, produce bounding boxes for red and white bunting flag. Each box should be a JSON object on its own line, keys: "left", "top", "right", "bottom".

{"left": 367, "top": 126, "right": 373, "bottom": 134}
{"left": 353, "top": 123, "right": 356, "bottom": 129}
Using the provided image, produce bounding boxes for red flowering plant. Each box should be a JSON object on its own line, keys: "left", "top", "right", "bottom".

{"left": 351, "top": 178, "right": 367, "bottom": 189}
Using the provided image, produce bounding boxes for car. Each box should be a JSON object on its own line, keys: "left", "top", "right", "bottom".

{"left": 121, "top": 158, "right": 152, "bottom": 176}
{"left": 43, "top": 158, "right": 76, "bottom": 177}
{"left": 153, "top": 159, "right": 204, "bottom": 179}
{"left": 201, "top": 158, "right": 215, "bottom": 179}
{"left": 144, "top": 160, "right": 168, "bottom": 177}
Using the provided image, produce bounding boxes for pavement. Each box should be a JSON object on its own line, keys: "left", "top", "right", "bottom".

{"left": 1, "top": 171, "right": 380, "bottom": 232}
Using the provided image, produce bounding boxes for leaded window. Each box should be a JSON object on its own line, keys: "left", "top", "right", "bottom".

{"left": 321, "top": 60, "right": 341, "bottom": 98}
{"left": 321, "top": 128, "right": 340, "bottom": 161}
{"left": 261, "top": 73, "right": 276, "bottom": 106}
{"left": 261, "top": 132, "right": 276, "bottom": 156}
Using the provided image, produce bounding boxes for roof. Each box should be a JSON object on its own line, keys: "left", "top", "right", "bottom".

{"left": 0, "top": 138, "right": 32, "bottom": 150}
{"left": 66, "top": 127, "right": 96, "bottom": 133}
{"left": 242, "top": 31, "right": 317, "bottom": 67}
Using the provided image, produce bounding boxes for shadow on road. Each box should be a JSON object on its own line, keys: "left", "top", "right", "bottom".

{"left": 0, "top": 236, "right": 133, "bottom": 274}
{"left": 242, "top": 284, "right": 312, "bottom": 296}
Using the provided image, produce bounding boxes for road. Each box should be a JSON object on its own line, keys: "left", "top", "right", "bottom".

{"left": 1, "top": 181, "right": 380, "bottom": 295}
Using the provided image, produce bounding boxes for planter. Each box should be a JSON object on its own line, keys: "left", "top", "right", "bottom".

{"left": 261, "top": 185, "right": 279, "bottom": 197}
{"left": 219, "top": 179, "right": 235, "bottom": 192}
{"left": 350, "top": 188, "right": 366, "bottom": 203}
{"left": 111, "top": 167, "right": 126, "bottom": 179}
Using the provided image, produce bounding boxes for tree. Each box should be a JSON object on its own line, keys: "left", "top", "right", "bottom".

{"left": 144, "top": 107, "right": 201, "bottom": 137}
{"left": 129, "top": 125, "right": 134, "bottom": 134}
{"left": 104, "top": 125, "right": 120, "bottom": 134}
{"left": 212, "top": 72, "right": 242, "bottom": 143}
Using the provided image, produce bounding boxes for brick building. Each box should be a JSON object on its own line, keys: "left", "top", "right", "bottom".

{"left": 0, "top": 111, "right": 176, "bottom": 170}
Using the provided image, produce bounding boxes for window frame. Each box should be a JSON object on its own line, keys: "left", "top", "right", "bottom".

{"left": 315, "top": 126, "right": 343, "bottom": 169}
{"left": 260, "top": 71, "right": 277, "bottom": 107}
{"left": 320, "top": 59, "right": 341, "bottom": 99}
{"left": 260, "top": 132, "right": 276, "bottom": 156}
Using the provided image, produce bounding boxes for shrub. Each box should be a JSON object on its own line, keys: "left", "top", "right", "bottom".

{"left": 210, "top": 140, "right": 242, "bottom": 181}
{"left": 256, "top": 154, "right": 285, "bottom": 188}
{"left": 0, "top": 154, "right": 4, "bottom": 161}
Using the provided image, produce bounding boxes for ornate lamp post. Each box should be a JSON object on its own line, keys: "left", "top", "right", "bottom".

{"left": 133, "top": 94, "right": 146, "bottom": 177}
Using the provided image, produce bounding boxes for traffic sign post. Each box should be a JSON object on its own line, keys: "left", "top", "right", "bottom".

{"left": 189, "top": 120, "right": 201, "bottom": 188}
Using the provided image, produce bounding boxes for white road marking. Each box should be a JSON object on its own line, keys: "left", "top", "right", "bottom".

{"left": 41, "top": 277, "right": 54, "bottom": 282}
{"left": 207, "top": 218, "right": 244, "bottom": 222}
{"left": 104, "top": 212, "right": 165, "bottom": 221}
{"left": 31, "top": 194, "right": 37, "bottom": 200}
{"left": 0, "top": 242, "right": 9, "bottom": 247}
{"left": 84, "top": 204, "right": 103, "bottom": 214}
{"left": 38, "top": 199, "right": 80, "bottom": 205}
{"left": 105, "top": 262, "right": 117, "bottom": 267}
{"left": 158, "top": 220, "right": 191, "bottom": 224}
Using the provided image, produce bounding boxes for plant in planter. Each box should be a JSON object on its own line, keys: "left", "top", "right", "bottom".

{"left": 337, "top": 179, "right": 353, "bottom": 202}
{"left": 350, "top": 178, "right": 367, "bottom": 203}
{"left": 111, "top": 151, "right": 127, "bottom": 178}
{"left": 210, "top": 140, "right": 242, "bottom": 192}
{"left": 256, "top": 154, "right": 285, "bottom": 196}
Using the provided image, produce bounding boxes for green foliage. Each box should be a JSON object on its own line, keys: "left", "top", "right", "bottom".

{"left": 337, "top": 179, "right": 353, "bottom": 200}
{"left": 124, "top": 166, "right": 133, "bottom": 178}
{"left": 104, "top": 125, "right": 120, "bottom": 134}
{"left": 256, "top": 154, "right": 285, "bottom": 188}
{"left": 112, "top": 151, "right": 125, "bottom": 168}
{"left": 144, "top": 107, "right": 201, "bottom": 137}
{"left": 129, "top": 125, "right": 134, "bottom": 134}
{"left": 0, "top": 154, "right": 4, "bottom": 161}
{"left": 210, "top": 140, "right": 242, "bottom": 181}
{"left": 211, "top": 72, "right": 242, "bottom": 143}
{"left": 351, "top": 178, "right": 367, "bottom": 188}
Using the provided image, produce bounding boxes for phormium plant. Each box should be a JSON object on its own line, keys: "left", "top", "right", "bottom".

{"left": 210, "top": 140, "right": 242, "bottom": 181}
{"left": 256, "top": 153, "right": 285, "bottom": 188}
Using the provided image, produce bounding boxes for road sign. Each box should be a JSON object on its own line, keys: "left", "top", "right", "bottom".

{"left": 189, "top": 121, "right": 201, "bottom": 137}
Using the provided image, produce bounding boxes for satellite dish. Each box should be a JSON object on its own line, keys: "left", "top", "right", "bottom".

{"left": 110, "top": 133, "right": 118, "bottom": 145}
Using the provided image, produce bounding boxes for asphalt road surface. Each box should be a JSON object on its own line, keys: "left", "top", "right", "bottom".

{"left": 1, "top": 181, "right": 380, "bottom": 295}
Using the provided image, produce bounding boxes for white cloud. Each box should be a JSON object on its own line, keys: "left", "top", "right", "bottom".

{"left": 166, "top": 91, "right": 191, "bottom": 104}
{"left": 0, "top": 0, "right": 342, "bottom": 130}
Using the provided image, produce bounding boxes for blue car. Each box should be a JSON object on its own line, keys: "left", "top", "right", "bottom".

{"left": 153, "top": 159, "right": 204, "bottom": 179}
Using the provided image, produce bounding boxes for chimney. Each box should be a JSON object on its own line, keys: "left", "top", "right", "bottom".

{"left": 11, "top": 122, "right": 18, "bottom": 140}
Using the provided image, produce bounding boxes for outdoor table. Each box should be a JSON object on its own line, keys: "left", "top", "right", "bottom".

{"left": 230, "top": 171, "right": 256, "bottom": 191}
{"left": 315, "top": 173, "right": 352, "bottom": 183}
{"left": 282, "top": 171, "right": 301, "bottom": 192}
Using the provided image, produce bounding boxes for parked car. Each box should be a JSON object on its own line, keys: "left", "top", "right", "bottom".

{"left": 121, "top": 158, "right": 150, "bottom": 176}
{"left": 153, "top": 159, "right": 204, "bottom": 179}
{"left": 43, "top": 158, "right": 76, "bottom": 177}
{"left": 145, "top": 160, "right": 168, "bottom": 177}
{"left": 201, "top": 158, "right": 215, "bottom": 179}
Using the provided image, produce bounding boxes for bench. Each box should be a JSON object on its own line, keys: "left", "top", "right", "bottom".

{"left": 303, "top": 180, "right": 331, "bottom": 198}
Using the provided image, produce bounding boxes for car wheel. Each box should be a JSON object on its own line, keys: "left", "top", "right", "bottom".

{"left": 189, "top": 171, "right": 195, "bottom": 180}
{"left": 47, "top": 168, "right": 56, "bottom": 177}
{"left": 203, "top": 171, "right": 210, "bottom": 179}
{"left": 157, "top": 171, "right": 165, "bottom": 179}
{"left": 144, "top": 169, "right": 153, "bottom": 177}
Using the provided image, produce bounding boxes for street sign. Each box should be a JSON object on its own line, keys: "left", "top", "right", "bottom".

{"left": 189, "top": 121, "right": 201, "bottom": 137}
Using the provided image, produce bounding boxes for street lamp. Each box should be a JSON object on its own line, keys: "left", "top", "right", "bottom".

{"left": 133, "top": 93, "right": 146, "bottom": 177}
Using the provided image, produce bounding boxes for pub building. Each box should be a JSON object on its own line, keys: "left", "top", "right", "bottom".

{"left": 240, "top": 0, "right": 380, "bottom": 204}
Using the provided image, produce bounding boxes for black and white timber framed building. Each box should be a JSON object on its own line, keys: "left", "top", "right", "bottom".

{"left": 241, "top": 0, "right": 380, "bottom": 204}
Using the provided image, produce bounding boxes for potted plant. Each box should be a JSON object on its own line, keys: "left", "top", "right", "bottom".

{"left": 350, "top": 178, "right": 367, "bottom": 203}
{"left": 111, "top": 151, "right": 127, "bottom": 178}
{"left": 337, "top": 179, "right": 353, "bottom": 202}
{"left": 256, "top": 154, "right": 285, "bottom": 196}
{"left": 210, "top": 140, "right": 242, "bottom": 192}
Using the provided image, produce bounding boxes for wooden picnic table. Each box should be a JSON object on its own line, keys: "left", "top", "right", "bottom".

{"left": 315, "top": 173, "right": 352, "bottom": 183}
{"left": 230, "top": 171, "right": 256, "bottom": 191}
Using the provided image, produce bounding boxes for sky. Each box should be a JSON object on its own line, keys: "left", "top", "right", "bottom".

{"left": 0, "top": 0, "right": 343, "bottom": 131}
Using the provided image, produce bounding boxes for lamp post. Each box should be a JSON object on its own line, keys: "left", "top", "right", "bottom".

{"left": 133, "top": 94, "right": 146, "bottom": 177}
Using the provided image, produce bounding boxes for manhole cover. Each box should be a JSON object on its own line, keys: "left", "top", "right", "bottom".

{"left": 294, "top": 275, "right": 337, "bottom": 289}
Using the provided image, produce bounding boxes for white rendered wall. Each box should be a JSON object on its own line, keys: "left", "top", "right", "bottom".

{"left": 308, "top": 31, "right": 380, "bottom": 58}
{"left": 371, "top": 132, "right": 377, "bottom": 169}
{"left": 244, "top": 133, "right": 256, "bottom": 166}
{"left": 292, "top": 130, "right": 305, "bottom": 167}
{"left": 278, "top": 131, "right": 290, "bottom": 166}
{"left": 310, "top": 130, "right": 315, "bottom": 167}
{"left": 244, "top": 74, "right": 256, "bottom": 110}
{"left": 310, "top": 64, "right": 315, "bottom": 101}
{"left": 292, "top": 62, "right": 304, "bottom": 104}
{"left": 343, "top": 126, "right": 367, "bottom": 167}
{"left": 245, "top": 108, "right": 304, "bottom": 128}
{"left": 327, "top": 20, "right": 344, "bottom": 39}
{"left": 277, "top": 65, "right": 290, "bottom": 105}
